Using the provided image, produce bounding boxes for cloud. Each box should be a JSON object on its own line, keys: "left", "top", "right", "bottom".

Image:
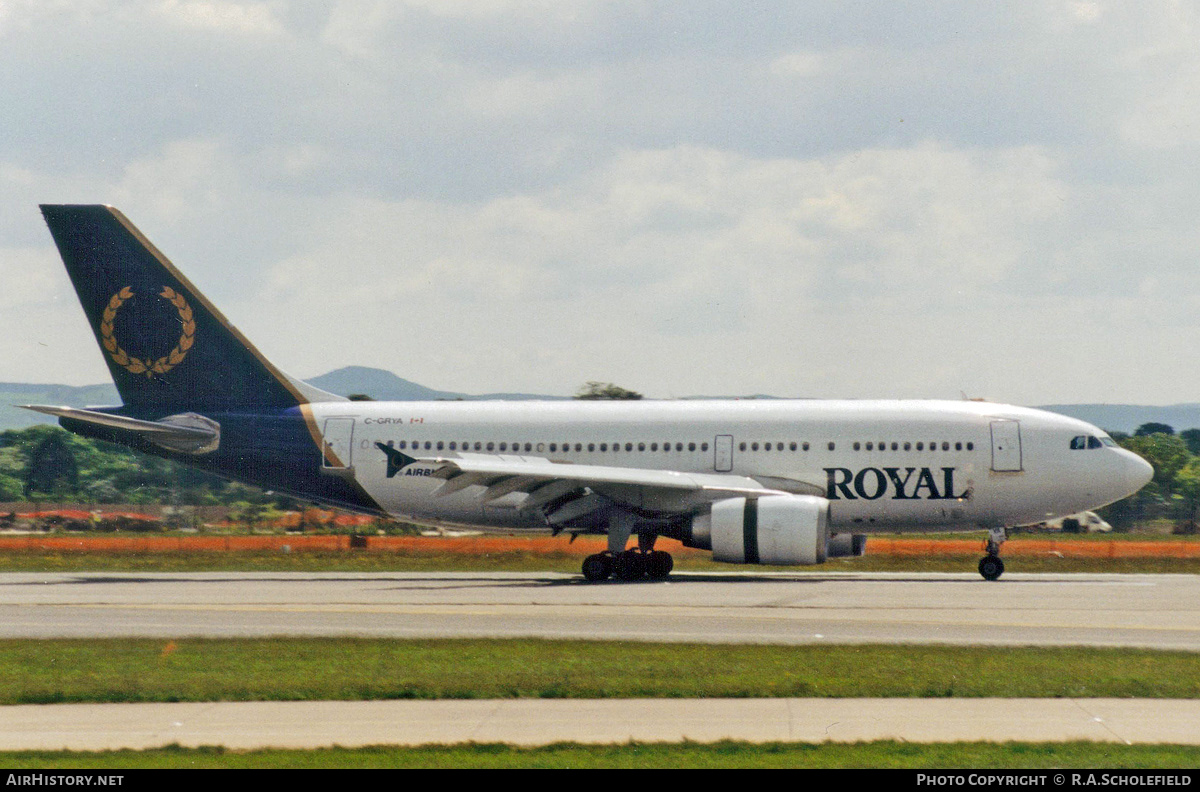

{"left": 225, "top": 142, "right": 1092, "bottom": 400}
{"left": 7, "top": 2, "right": 1200, "bottom": 405}
{"left": 153, "top": 0, "right": 285, "bottom": 37}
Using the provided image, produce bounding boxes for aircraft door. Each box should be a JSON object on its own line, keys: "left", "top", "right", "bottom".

{"left": 714, "top": 434, "right": 734, "bottom": 472}
{"left": 322, "top": 417, "right": 355, "bottom": 471}
{"left": 990, "top": 420, "right": 1022, "bottom": 472}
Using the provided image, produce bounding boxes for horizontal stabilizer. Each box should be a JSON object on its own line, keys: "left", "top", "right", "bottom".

{"left": 20, "top": 405, "right": 220, "bottom": 454}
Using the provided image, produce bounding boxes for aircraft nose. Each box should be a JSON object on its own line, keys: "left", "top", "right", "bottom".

{"left": 1124, "top": 451, "right": 1154, "bottom": 495}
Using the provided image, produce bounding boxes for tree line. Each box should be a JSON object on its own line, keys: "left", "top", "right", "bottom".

{"left": 1107, "top": 424, "right": 1200, "bottom": 533}
{"left": 0, "top": 424, "right": 270, "bottom": 508}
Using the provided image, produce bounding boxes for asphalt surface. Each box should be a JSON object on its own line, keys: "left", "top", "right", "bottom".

{"left": 4, "top": 698, "right": 1200, "bottom": 749}
{"left": 2, "top": 570, "right": 1199, "bottom": 648}
{"left": 4, "top": 570, "right": 1200, "bottom": 749}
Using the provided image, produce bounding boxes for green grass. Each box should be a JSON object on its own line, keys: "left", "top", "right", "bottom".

{"left": 2, "top": 741, "right": 1200, "bottom": 768}
{"left": 4, "top": 638, "right": 1200, "bottom": 704}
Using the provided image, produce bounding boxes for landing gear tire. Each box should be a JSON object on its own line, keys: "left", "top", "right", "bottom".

{"left": 978, "top": 555, "right": 1005, "bottom": 581}
{"left": 645, "top": 550, "right": 674, "bottom": 581}
{"left": 582, "top": 553, "right": 614, "bottom": 582}
{"left": 614, "top": 550, "right": 647, "bottom": 581}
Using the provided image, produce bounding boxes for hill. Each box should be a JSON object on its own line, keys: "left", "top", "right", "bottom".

{"left": 0, "top": 382, "right": 120, "bottom": 430}
{"left": 308, "top": 366, "right": 567, "bottom": 402}
{"left": 1038, "top": 404, "right": 1200, "bottom": 435}
{"left": 3, "top": 369, "right": 1198, "bottom": 435}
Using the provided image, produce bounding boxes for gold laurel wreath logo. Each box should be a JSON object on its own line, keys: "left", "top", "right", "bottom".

{"left": 99, "top": 286, "right": 195, "bottom": 377}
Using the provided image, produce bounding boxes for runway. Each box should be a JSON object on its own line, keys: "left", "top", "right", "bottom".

{"left": 2, "top": 570, "right": 1200, "bottom": 649}
{"left": 5, "top": 570, "right": 1199, "bottom": 750}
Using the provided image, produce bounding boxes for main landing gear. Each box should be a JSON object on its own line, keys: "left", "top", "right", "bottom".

{"left": 582, "top": 549, "right": 674, "bottom": 582}
{"left": 978, "top": 526, "right": 1007, "bottom": 581}
{"left": 581, "top": 512, "right": 674, "bottom": 582}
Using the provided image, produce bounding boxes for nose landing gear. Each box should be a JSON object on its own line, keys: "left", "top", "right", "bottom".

{"left": 978, "top": 527, "right": 1007, "bottom": 581}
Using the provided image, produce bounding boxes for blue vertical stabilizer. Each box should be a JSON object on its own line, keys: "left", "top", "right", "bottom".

{"left": 39, "top": 205, "right": 340, "bottom": 413}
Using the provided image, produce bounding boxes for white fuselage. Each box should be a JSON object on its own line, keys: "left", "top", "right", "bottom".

{"left": 309, "top": 398, "right": 1152, "bottom": 533}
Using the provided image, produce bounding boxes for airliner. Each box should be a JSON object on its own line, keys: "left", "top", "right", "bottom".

{"left": 26, "top": 205, "right": 1153, "bottom": 581}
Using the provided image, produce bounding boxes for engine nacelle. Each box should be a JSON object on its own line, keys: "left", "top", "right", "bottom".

{"left": 685, "top": 495, "right": 830, "bottom": 566}
{"left": 827, "top": 533, "right": 868, "bottom": 558}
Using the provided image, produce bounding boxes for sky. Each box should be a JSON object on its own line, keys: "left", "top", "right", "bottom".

{"left": 2, "top": 1, "right": 1199, "bottom": 405}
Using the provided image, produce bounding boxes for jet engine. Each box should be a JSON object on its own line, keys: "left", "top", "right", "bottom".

{"left": 827, "top": 532, "right": 868, "bottom": 558}
{"left": 684, "top": 494, "right": 830, "bottom": 566}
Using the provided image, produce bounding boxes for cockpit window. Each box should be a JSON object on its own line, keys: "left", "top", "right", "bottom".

{"left": 1071, "top": 434, "right": 1112, "bottom": 450}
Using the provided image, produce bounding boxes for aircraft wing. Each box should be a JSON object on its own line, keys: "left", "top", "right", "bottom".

{"left": 376, "top": 443, "right": 807, "bottom": 525}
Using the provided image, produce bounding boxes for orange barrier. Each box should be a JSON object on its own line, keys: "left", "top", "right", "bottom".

{"left": 0, "top": 535, "right": 349, "bottom": 553}
{"left": 1, "top": 534, "right": 1200, "bottom": 559}
{"left": 866, "top": 538, "right": 1200, "bottom": 559}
